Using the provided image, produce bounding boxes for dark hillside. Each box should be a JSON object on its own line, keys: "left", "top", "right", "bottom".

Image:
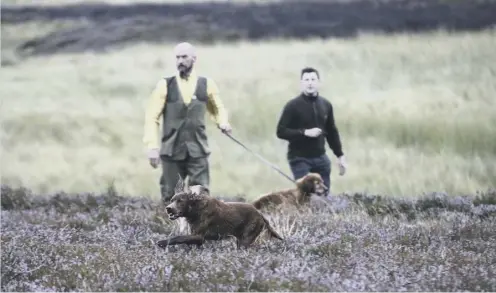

{"left": 2, "top": 0, "right": 496, "bottom": 56}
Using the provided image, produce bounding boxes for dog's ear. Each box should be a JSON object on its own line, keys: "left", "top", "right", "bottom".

{"left": 174, "top": 174, "right": 185, "bottom": 194}
{"left": 295, "top": 176, "right": 305, "bottom": 188}
{"left": 189, "top": 185, "right": 209, "bottom": 197}
{"left": 297, "top": 176, "right": 315, "bottom": 194}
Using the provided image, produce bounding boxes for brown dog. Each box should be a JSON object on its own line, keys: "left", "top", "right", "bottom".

{"left": 156, "top": 185, "right": 283, "bottom": 249}
{"left": 251, "top": 172, "right": 328, "bottom": 211}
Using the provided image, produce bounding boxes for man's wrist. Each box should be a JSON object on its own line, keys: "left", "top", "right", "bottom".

{"left": 146, "top": 144, "right": 159, "bottom": 151}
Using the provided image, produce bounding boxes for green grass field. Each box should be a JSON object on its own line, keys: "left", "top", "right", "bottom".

{"left": 1, "top": 26, "right": 496, "bottom": 200}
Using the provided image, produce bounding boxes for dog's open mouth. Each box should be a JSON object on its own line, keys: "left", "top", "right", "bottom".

{"left": 318, "top": 186, "right": 329, "bottom": 196}
{"left": 165, "top": 206, "right": 181, "bottom": 220}
{"left": 167, "top": 211, "right": 180, "bottom": 220}
{"left": 313, "top": 190, "right": 328, "bottom": 197}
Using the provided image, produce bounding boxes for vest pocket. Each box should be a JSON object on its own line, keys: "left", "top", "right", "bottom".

{"left": 195, "top": 125, "right": 207, "bottom": 139}
{"left": 162, "top": 128, "right": 176, "bottom": 142}
{"left": 195, "top": 126, "right": 210, "bottom": 155}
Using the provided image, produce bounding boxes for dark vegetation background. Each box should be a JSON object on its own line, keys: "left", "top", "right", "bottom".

{"left": 2, "top": 0, "right": 496, "bottom": 291}
{"left": 1, "top": 0, "right": 496, "bottom": 56}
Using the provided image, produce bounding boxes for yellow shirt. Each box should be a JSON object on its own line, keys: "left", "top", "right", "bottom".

{"left": 143, "top": 70, "right": 229, "bottom": 150}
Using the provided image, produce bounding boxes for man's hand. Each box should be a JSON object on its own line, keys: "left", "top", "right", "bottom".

{"left": 304, "top": 127, "right": 322, "bottom": 138}
{"left": 147, "top": 148, "right": 160, "bottom": 168}
{"left": 218, "top": 123, "right": 232, "bottom": 135}
{"left": 338, "top": 155, "right": 347, "bottom": 176}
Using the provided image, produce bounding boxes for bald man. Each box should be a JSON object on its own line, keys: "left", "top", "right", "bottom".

{"left": 143, "top": 42, "right": 232, "bottom": 203}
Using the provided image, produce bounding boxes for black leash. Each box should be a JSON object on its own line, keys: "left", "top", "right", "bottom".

{"left": 223, "top": 132, "right": 296, "bottom": 184}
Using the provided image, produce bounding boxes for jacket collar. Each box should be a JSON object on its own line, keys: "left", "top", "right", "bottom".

{"left": 300, "top": 91, "right": 319, "bottom": 102}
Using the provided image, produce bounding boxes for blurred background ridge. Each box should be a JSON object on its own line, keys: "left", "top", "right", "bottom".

{"left": 2, "top": 0, "right": 496, "bottom": 56}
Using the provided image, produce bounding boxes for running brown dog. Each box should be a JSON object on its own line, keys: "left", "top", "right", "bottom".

{"left": 156, "top": 185, "right": 284, "bottom": 249}
{"left": 251, "top": 172, "right": 328, "bottom": 211}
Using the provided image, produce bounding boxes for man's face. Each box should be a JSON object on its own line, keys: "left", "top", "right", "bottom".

{"left": 300, "top": 72, "right": 320, "bottom": 95}
{"left": 175, "top": 46, "right": 196, "bottom": 75}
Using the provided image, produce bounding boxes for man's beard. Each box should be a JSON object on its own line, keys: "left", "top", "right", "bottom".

{"left": 178, "top": 64, "right": 192, "bottom": 78}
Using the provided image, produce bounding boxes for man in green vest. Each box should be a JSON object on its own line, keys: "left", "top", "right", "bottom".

{"left": 143, "top": 42, "right": 232, "bottom": 203}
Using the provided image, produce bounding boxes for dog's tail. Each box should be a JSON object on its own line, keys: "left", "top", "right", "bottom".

{"left": 261, "top": 213, "right": 284, "bottom": 240}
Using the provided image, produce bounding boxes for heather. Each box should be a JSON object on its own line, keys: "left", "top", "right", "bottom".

{"left": 2, "top": 185, "right": 496, "bottom": 291}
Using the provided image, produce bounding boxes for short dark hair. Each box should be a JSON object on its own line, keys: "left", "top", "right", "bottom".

{"left": 300, "top": 67, "right": 320, "bottom": 79}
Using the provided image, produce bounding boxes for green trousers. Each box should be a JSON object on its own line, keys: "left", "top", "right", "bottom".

{"left": 159, "top": 154, "right": 210, "bottom": 202}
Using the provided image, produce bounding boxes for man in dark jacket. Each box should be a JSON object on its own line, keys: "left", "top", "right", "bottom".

{"left": 276, "top": 67, "right": 347, "bottom": 195}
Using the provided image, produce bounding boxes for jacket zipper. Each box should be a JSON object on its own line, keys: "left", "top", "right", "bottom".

{"left": 312, "top": 98, "right": 326, "bottom": 136}
{"left": 312, "top": 100, "right": 319, "bottom": 129}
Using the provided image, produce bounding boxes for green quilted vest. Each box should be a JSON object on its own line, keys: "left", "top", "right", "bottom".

{"left": 160, "top": 76, "right": 210, "bottom": 160}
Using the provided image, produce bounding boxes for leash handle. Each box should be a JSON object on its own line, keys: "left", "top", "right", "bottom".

{"left": 223, "top": 132, "right": 296, "bottom": 184}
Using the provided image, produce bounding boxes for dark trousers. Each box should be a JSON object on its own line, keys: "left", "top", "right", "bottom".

{"left": 159, "top": 154, "right": 210, "bottom": 202}
{"left": 288, "top": 153, "right": 331, "bottom": 193}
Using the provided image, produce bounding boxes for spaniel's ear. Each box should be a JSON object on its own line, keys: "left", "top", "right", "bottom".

{"left": 296, "top": 175, "right": 315, "bottom": 194}
{"left": 295, "top": 176, "right": 306, "bottom": 188}
{"left": 188, "top": 185, "right": 209, "bottom": 196}
{"left": 174, "top": 174, "right": 185, "bottom": 193}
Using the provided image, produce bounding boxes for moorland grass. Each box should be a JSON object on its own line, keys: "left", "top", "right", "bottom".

{"left": 1, "top": 28, "right": 495, "bottom": 200}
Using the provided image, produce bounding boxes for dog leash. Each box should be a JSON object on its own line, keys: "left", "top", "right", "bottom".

{"left": 223, "top": 132, "right": 296, "bottom": 184}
